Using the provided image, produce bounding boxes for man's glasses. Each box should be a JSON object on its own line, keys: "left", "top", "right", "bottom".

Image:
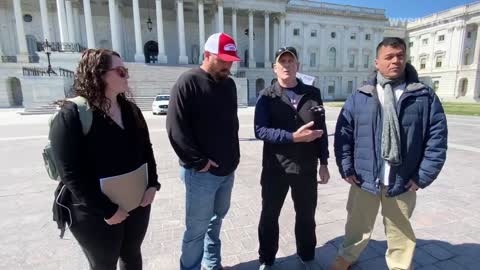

{"left": 108, "top": 66, "right": 129, "bottom": 78}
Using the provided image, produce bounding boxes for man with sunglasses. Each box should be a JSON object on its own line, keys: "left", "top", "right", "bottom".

{"left": 167, "top": 32, "right": 240, "bottom": 270}
{"left": 254, "top": 46, "right": 330, "bottom": 270}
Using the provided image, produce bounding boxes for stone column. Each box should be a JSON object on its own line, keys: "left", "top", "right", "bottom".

{"left": 319, "top": 24, "right": 326, "bottom": 69}
{"left": 108, "top": 0, "right": 120, "bottom": 52}
{"left": 429, "top": 32, "right": 436, "bottom": 72}
{"left": 83, "top": 0, "right": 95, "bottom": 48}
{"left": 39, "top": 0, "right": 51, "bottom": 41}
{"left": 73, "top": 5, "right": 81, "bottom": 44}
{"left": 231, "top": 8, "right": 238, "bottom": 71}
{"left": 264, "top": 12, "right": 271, "bottom": 68}
{"left": 116, "top": 2, "right": 124, "bottom": 56}
{"left": 303, "top": 22, "right": 309, "bottom": 69}
{"left": 248, "top": 9, "right": 256, "bottom": 68}
{"left": 132, "top": 0, "right": 144, "bottom": 62}
{"left": 13, "top": 0, "right": 29, "bottom": 62}
{"left": 198, "top": 0, "right": 205, "bottom": 55}
{"left": 231, "top": 8, "right": 237, "bottom": 41}
{"left": 357, "top": 27, "right": 364, "bottom": 70}
{"left": 455, "top": 24, "right": 466, "bottom": 97}
{"left": 458, "top": 25, "right": 466, "bottom": 66}
{"left": 342, "top": 26, "right": 349, "bottom": 70}
{"left": 279, "top": 14, "right": 286, "bottom": 47}
{"left": 65, "top": 0, "right": 75, "bottom": 43}
{"left": 445, "top": 27, "right": 455, "bottom": 67}
{"left": 156, "top": 0, "right": 167, "bottom": 63}
{"left": 177, "top": 0, "right": 188, "bottom": 64}
{"left": 473, "top": 24, "right": 480, "bottom": 66}
{"left": 273, "top": 16, "right": 279, "bottom": 58}
{"left": 371, "top": 28, "right": 378, "bottom": 59}
{"left": 56, "top": 0, "right": 69, "bottom": 43}
{"left": 414, "top": 35, "right": 421, "bottom": 66}
{"left": 217, "top": 0, "right": 224, "bottom": 33}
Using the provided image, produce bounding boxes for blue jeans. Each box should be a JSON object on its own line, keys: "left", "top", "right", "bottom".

{"left": 179, "top": 167, "right": 235, "bottom": 270}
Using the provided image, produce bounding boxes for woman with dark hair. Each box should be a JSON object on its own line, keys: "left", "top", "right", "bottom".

{"left": 50, "top": 49, "right": 160, "bottom": 270}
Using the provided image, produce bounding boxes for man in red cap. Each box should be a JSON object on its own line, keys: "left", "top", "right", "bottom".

{"left": 167, "top": 32, "right": 241, "bottom": 270}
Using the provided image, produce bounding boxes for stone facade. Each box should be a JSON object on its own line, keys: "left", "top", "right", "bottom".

{"left": 406, "top": 2, "right": 480, "bottom": 102}
{"left": 2, "top": 0, "right": 475, "bottom": 109}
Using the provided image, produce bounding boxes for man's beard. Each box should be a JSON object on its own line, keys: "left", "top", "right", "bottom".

{"left": 213, "top": 70, "right": 231, "bottom": 81}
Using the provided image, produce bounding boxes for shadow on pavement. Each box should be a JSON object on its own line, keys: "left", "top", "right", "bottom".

{"left": 229, "top": 236, "right": 480, "bottom": 270}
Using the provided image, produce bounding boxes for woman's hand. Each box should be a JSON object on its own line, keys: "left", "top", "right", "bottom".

{"left": 105, "top": 207, "right": 129, "bottom": 225}
{"left": 140, "top": 187, "right": 158, "bottom": 207}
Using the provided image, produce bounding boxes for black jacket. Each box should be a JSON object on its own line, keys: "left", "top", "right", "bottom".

{"left": 50, "top": 97, "right": 159, "bottom": 225}
{"left": 254, "top": 79, "right": 329, "bottom": 175}
{"left": 166, "top": 67, "right": 240, "bottom": 176}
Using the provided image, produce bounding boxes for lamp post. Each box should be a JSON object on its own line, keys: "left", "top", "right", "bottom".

{"left": 44, "top": 39, "right": 56, "bottom": 76}
{"left": 146, "top": 0, "right": 153, "bottom": 32}
{"left": 147, "top": 17, "right": 153, "bottom": 32}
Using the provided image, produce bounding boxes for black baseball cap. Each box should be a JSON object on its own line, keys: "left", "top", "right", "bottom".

{"left": 274, "top": 46, "right": 298, "bottom": 63}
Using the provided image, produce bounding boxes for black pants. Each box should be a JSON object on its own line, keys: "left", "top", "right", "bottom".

{"left": 258, "top": 169, "right": 317, "bottom": 265}
{"left": 69, "top": 205, "right": 151, "bottom": 270}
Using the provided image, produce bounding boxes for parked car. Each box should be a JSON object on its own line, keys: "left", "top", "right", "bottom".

{"left": 152, "top": 94, "right": 170, "bottom": 115}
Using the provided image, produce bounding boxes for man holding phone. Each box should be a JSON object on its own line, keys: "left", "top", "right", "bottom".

{"left": 254, "top": 46, "right": 330, "bottom": 270}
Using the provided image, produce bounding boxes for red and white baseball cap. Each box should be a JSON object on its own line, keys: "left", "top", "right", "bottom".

{"left": 204, "top": 32, "right": 240, "bottom": 62}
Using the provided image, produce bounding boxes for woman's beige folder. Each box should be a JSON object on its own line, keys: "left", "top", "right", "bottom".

{"left": 99, "top": 163, "right": 148, "bottom": 212}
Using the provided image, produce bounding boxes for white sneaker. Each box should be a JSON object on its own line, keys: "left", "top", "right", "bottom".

{"left": 259, "top": 263, "right": 274, "bottom": 270}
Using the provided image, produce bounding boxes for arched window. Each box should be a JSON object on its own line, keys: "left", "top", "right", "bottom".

{"left": 328, "top": 47, "right": 336, "bottom": 68}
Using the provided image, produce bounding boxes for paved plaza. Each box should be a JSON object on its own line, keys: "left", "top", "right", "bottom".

{"left": 0, "top": 106, "right": 479, "bottom": 270}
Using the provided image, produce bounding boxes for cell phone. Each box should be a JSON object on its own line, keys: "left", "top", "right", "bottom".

{"left": 309, "top": 105, "right": 325, "bottom": 129}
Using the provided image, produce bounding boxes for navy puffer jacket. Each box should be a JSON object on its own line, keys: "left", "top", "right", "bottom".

{"left": 334, "top": 64, "right": 448, "bottom": 197}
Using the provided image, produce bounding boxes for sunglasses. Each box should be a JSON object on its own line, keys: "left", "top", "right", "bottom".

{"left": 108, "top": 66, "right": 129, "bottom": 78}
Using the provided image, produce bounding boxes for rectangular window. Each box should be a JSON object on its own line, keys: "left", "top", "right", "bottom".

{"left": 350, "top": 33, "right": 356, "bottom": 40}
{"left": 420, "top": 58, "right": 426, "bottom": 69}
{"left": 467, "top": 31, "right": 472, "bottom": 38}
{"left": 349, "top": 54, "right": 355, "bottom": 68}
{"left": 438, "top": 35, "right": 445, "bottom": 42}
{"left": 311, "top": 30, "right": 317, "bottom": 37}
{"left": 409, "top": 41, "right": 414, "bottom": 48}
{"left": 422, "top": 38, "right": 428, "bottom": 45}
{"left": 363, "top": 54, "right": 369, "bottom": 68}
{"left": 436, "top": 55, "right": 443, "bottom": 68}
{"left": 347, "top": 81, "right": 354, "bottom": 93}
{"left": 293, "top": 28, "right": 300, "bottom": 36}
{"left": 433, "top": 81, "right": 439, "bottom": 92}
{"left": 310, "top": 52, "right": 316, "bottom": 67}
{"left": 365, "top": 34, "right": 371, "bottom": 40}
{"left": 331, "top": 32, "right": 336, "bottom": 38}
{"left": 328, "top": 81, "right": 335, "bottom": 95}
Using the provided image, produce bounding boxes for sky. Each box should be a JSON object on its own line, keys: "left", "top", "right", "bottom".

{"left": 319, "top": 0, "right": 478, "bottom": 18}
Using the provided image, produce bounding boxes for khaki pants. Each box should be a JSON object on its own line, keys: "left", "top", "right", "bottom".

{"left": 338, "top": 185, "right": 416, "bottom": 270}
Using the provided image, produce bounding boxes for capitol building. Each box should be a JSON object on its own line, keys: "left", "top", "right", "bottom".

{"left": 0, "top": 0, "right": 478, "bottom": 111}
